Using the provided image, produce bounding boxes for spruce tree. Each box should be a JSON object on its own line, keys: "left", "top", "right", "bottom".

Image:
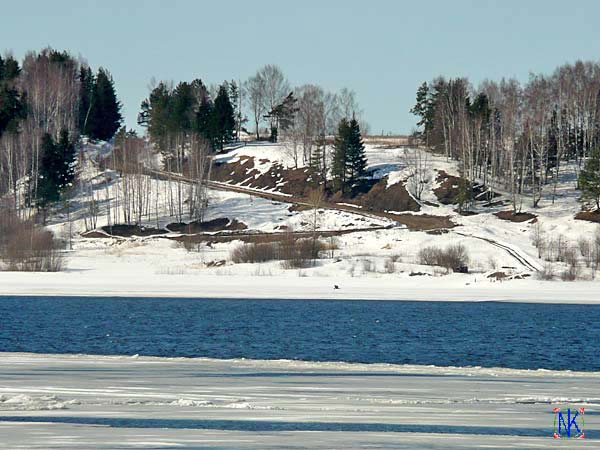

{"left": 332, "top": 118, "right": 351, "bottom": 193}
{"left": 56, "top": 129, "right": 76, "bottom": 190}
{"left": 309, "top": 144, "right": 323, "bottom": 185}
{"left": 212, "top": 84, "right": 235, "bottom": 150}
{"left": 228, "top": 80, "right": 240, "bottom": 141}
{"left": 346, "top": 117, "right": 367, "bottom": 191}
{"left": 37, "top": 134, "right": 61, "bottom": 208}
{"left": 88, "top": 68, "right": 122, "bottom": 141}
{"left": 579, "top": 148, "right": 600, "bottom": 210}
{"left": 78, "top": 66, "right": 95, "bottom": 135}
{"left": 37, "top": 130, "right": 77, "bottom": 209}
{"left": 0, "top": 55, "right": 24, "bottom": 139}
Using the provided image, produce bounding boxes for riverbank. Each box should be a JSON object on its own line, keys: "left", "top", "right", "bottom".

{"left": 1, "top": 270, "right": 600, "bottom": 303}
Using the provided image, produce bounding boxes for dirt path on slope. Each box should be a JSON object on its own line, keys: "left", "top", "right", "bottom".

{"left": 146, "top": 168, "right": 456, "bottom": 232}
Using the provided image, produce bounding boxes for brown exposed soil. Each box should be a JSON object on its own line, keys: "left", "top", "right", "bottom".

{"left": 351, "top": 176, "right": 420, "bottom": 213}
{"left": 212, "top": 154, "right": 454, "bottom": 231}
{"left": 575, "top": 210, "right": 600, "bottom": 223}
{"left": 211, "top": 156, "right": 311, "bottom": 197}
{"left": 166, "top": 218, "right": 247, "bottom": 233}
{"left": 81, "top": 230, "right": 113, "bottom": 238}
{"left": 433, "top": 170, "right": 497, "bottom": 205}
{"left": 167, "top": 226, "right": 390, "bottom": 246}
{"left": 288, "top": 204, "right": 312, "bottom": 212}
{"left": 391, "top": 213, "right": 456, "bottom": 230}
{"left": 100, "top": 225, "right": 168, "bottom": 237}
{"left": 488, "top": 271, "right": 508, "bottom": 280}
{"left": 495, "top": 211, "right": 537, "bottom": 223}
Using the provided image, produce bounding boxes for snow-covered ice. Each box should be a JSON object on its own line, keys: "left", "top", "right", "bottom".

{"left": 0, "top": 353, "right": 597, "bottom": 448}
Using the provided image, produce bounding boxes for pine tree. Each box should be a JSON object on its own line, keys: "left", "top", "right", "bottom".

{"left": 410, "top": 81, "right": 435, "bottom": 145}
{"left": 212, "top": 84, "right": 235, "bottom": 150}
{"left": 171, "top": 81, "right": 195, "bottom": 132}
{"left": 332, "top": 118, "right": 351, "bottom": 193}
{"left": 346, "top": 117, "right": 367, "bottom": 192}
{"left": 88, "top": 68, "right": 122, "bottom": 141}
{"left": 139, "top": 82, "right": 171, "bottom": 152}
{"left": 579, "top": 148, "right": 600, "bottom": 210}
{"left": 196, "top": 97, "right": 215, "bottom": 144}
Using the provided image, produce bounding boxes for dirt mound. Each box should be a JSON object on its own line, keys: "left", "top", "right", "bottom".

{"left": 167, "top": 218, "right": 247, "bottom": 233}
{"left": 495, "top": 211, "right": 537, "bottom": 223}
{"left": 81, "top": 230, "right": 112, "bottom": 238}
{"left": 393, "top": 213, "right": 456, "bottom": 230}
{"left": 575, "top": 210, "right": 600, "bottom": 223}
{"left": 433, "top": 170, "right": 497, "bottom": 205}
{"left": 101, "top": 225, "right": 167, "bottom": 237}
{"left": 211, "top": 156, "right": 311, "bottom": 197}
{"left": 352, "top": 176, "right": 420, "bottom": 213}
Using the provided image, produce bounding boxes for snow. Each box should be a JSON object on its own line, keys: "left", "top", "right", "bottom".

{"left": 3, "top": 140, "right": 600, "bottom": 302}
{"left": 1, "top": 266, "right": 600, "bottom": 302}
{"left": 213, "top": 142, "right": 300, "bottom": 171}
{"left": 0, "top": 352, "right": 597, "bottom": 448}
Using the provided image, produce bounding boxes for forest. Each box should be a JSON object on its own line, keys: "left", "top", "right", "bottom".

{"left": 411, "top": 61, "right": 600, "bottom": 212}
{"left": 2, "top": 47, "right": 600, "bottom": 274}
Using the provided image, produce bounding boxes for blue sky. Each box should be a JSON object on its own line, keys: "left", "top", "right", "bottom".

{"left": 2, "top": 0, "right": 599, "bottom": 134}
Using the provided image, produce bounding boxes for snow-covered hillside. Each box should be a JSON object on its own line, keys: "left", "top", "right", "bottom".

{"left": 2, "top": 139, "right": 599, "bottom": 301}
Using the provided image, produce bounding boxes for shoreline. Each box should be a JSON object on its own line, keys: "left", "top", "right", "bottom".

{"left": 1, "top": 271, "right": 600, "bottom": 303}
{"left": 2, "top": 352, "right": 599, "bottom": 376}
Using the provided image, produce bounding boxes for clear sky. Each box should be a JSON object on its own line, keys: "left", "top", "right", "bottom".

{"left": 2, "top": 0, "right": 599, "bottom": 134}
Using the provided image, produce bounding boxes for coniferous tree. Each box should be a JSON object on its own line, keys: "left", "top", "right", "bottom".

{"left": 37, "top": 134, "right": 61, "bottom": 208}
{"left": 410, "top": 81, "right": 434, "bottom": 144}
{"left": 36, "top": 130, "right": 76, "bottom": 210}
{"left": 88, "top": 68, "right": 122, "bottom": 140}
{"left": 212, "top": 84, "right": 235, "bottom": 150}
{"left": 0, "top": 55, "right": 24, "bottom": 139}
{"left": 196, "top": 97, "right": 215, "bottom": 144}
{"left": 332, "top": 118, "right": 351, "bottom": 193}
{"left": 78, "top": 66, "right": 95, "bottom": 135}
{"left": 265, "top": 92, "right": 298, "bottom": 142}
{"left": 228, "top": 80, "right": 241, "bottom": 141}
{"left": 56, "top": 129, "right": 76, "bottom": 189}
{"left": 579, "top": 148, "right": 600, "bottom": 210}
{"left": 309, "top": 135, "right": 327, "bottom": 188}
{"left": 139, "top": 81, "right": 171, "bottom": 152}
{"left": 346, "top": 117, "right": 367, "bottom": 191}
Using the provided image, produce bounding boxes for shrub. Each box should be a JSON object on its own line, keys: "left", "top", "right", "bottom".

{"left": 418, "top": 244, "right": 469, "bottom": 272}
{"left": 536, "top": 263, "right": 555, "bottom": 281}
{"left": 230, "top": 242, "right": 278, "bottom": 263}
{"left": 280, "top": 233, "right": 321, "bottom": 269}
{"left": 361, "top": 258, "right": 375, "bottom": 273}
{"left": 385, "top": 257, "right": 396, "bottom": 273}
{"left": 0, "top": 212, "right": 65, "bottom": 272}
{"left": 229, "top": 233, "right": 323, "bottom": 269}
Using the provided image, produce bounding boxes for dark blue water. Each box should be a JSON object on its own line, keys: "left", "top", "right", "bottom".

{"left": 0, "top": 296, "right": 598, "bottom": 371}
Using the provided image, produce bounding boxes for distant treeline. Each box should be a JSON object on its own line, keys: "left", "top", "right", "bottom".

{"left": 412, "top": 61, "right": 600, "bottom": 211}
{"left": 0, "top": 48, "right": 122, "bottom": 212}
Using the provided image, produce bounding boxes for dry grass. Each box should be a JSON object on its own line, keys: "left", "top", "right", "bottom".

{"left": 230, "top": 233, "right": 324, "bottom": 269}
{"left": 0, "top": 211, "right": 65, "bottom": 272}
